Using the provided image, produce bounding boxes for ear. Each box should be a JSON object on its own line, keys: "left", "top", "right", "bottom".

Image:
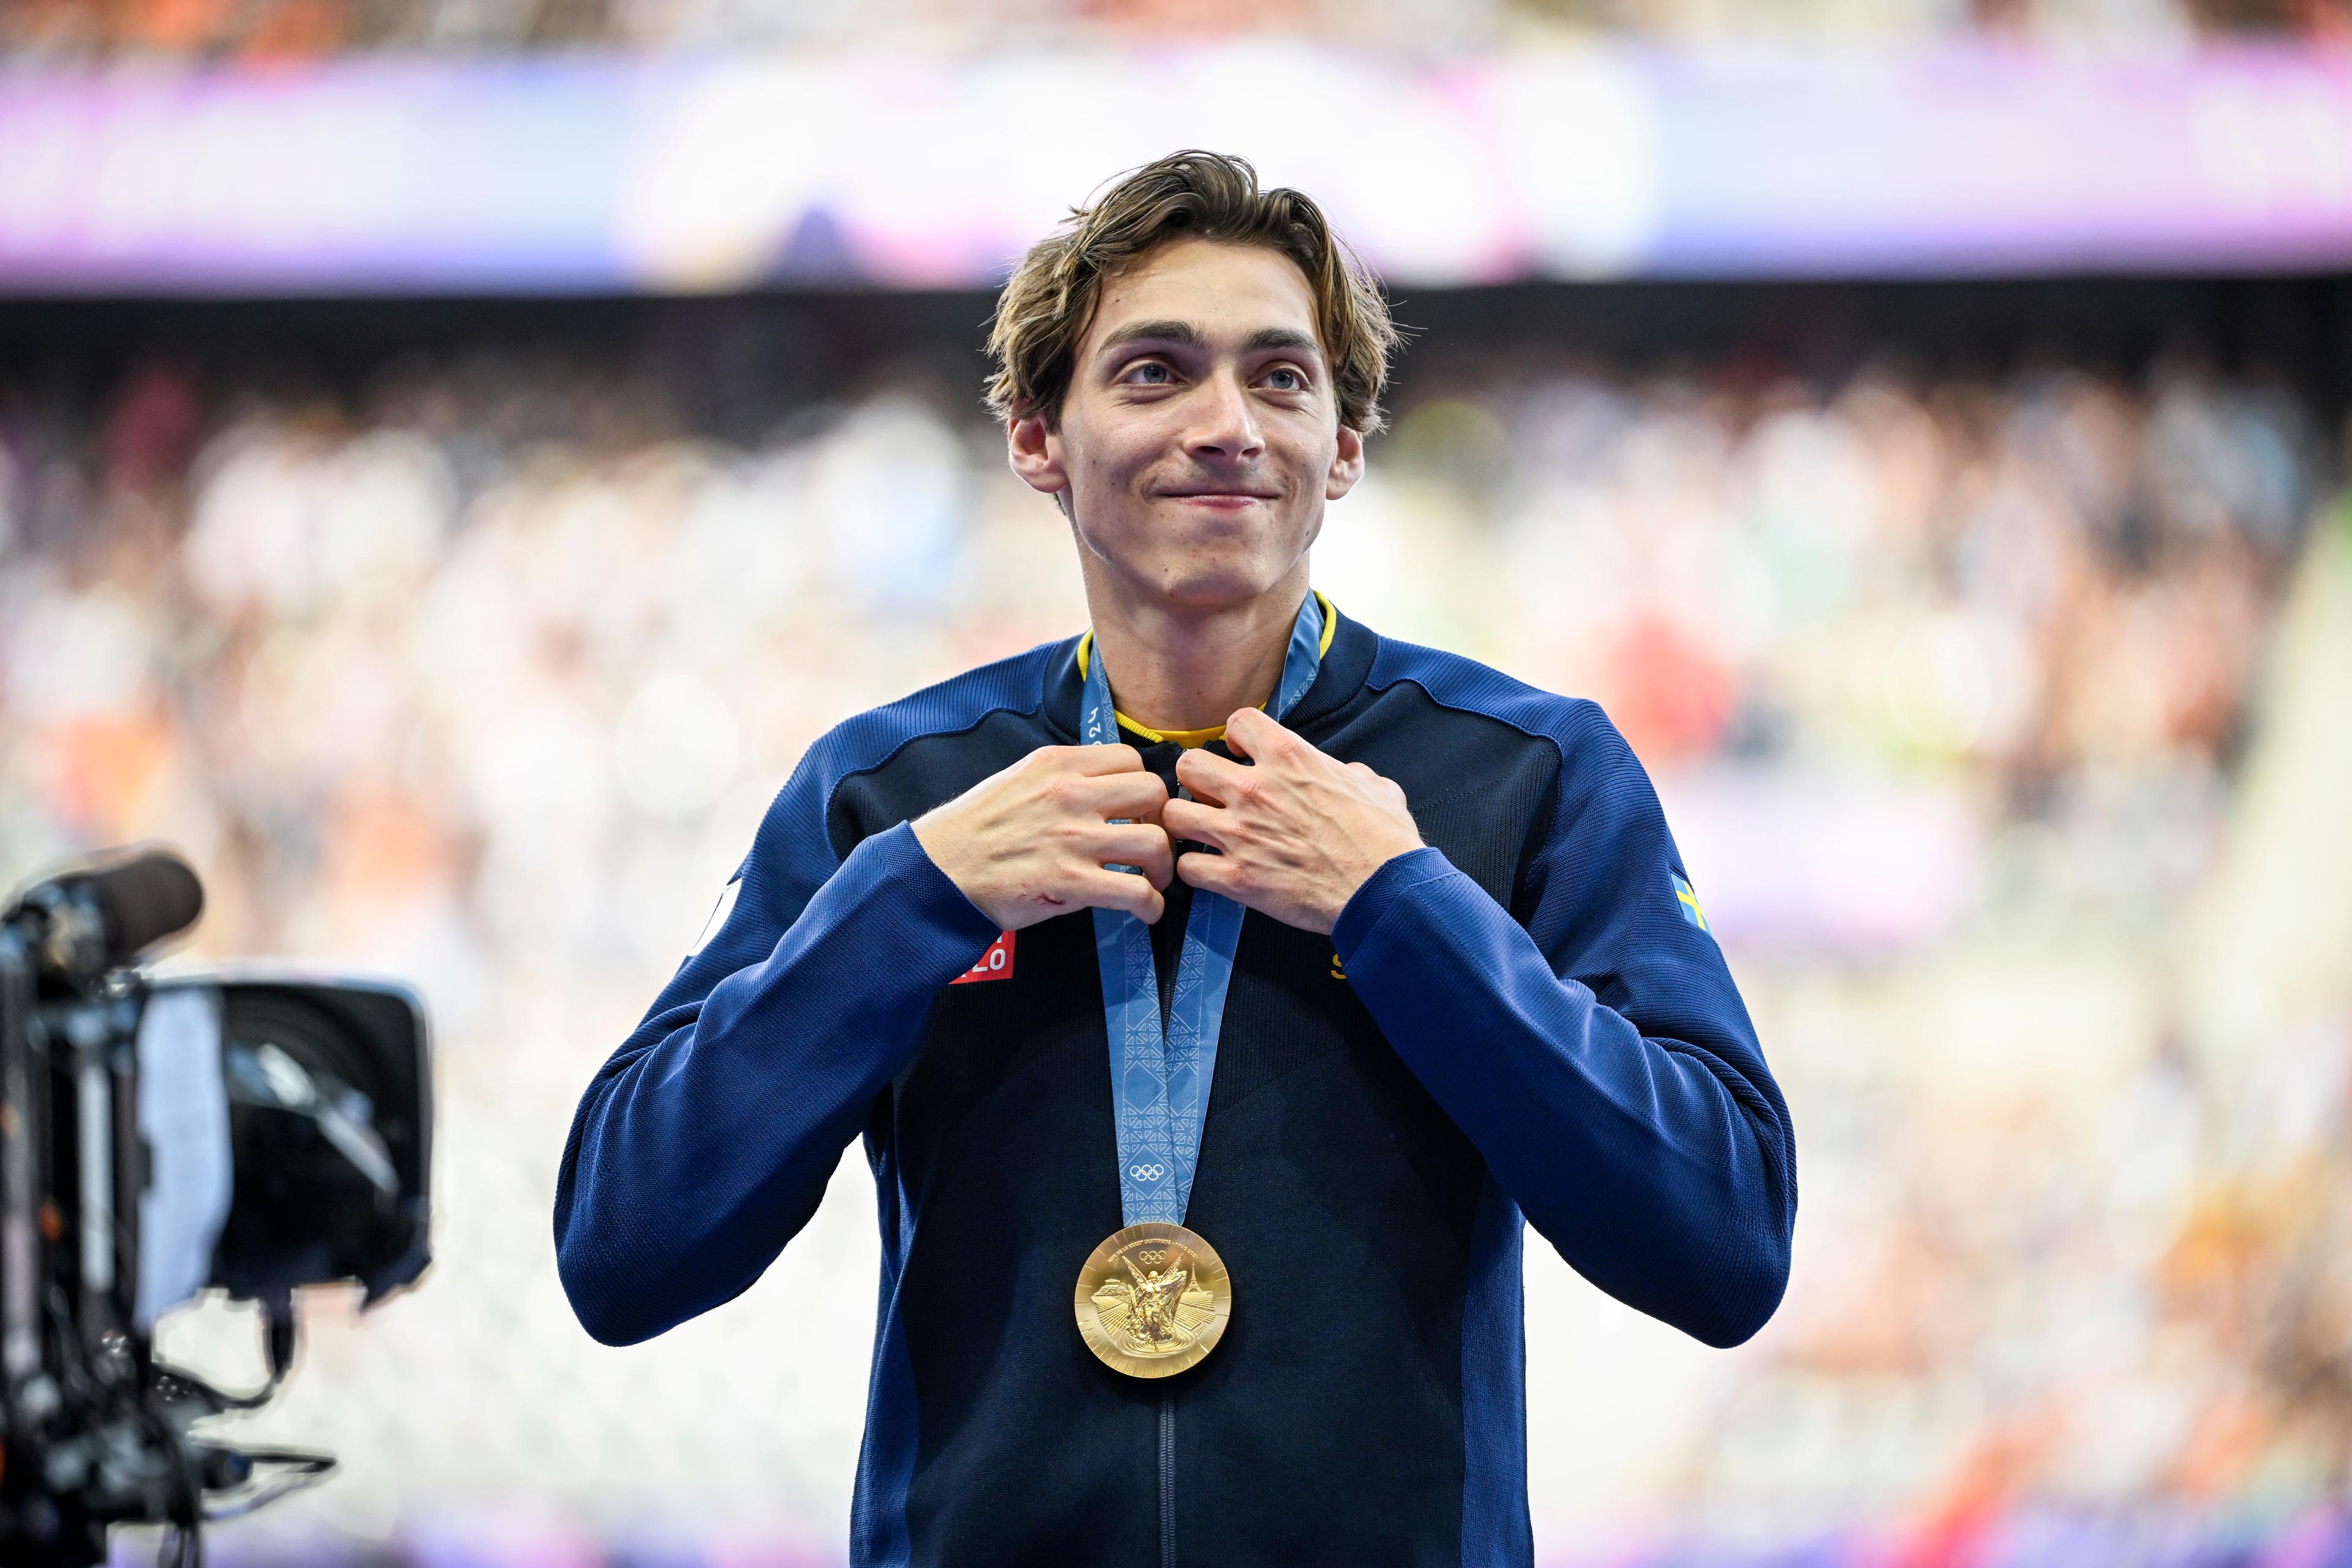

{"left": 1008, "top": 415, "right": 1071, "bottom": 503}
{"left": 1325, "top": 423, "right": 1365, "bottom": 502}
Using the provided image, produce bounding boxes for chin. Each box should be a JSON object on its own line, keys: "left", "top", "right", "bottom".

{"left": 1147, "top": 562, "right": 1283, "bottom": 611}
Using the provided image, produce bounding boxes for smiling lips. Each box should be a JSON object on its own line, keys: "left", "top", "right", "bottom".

{"left": 1159, "top": 488, "right": 1278, "bottom": 509}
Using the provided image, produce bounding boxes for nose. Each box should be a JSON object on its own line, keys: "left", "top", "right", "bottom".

{"left": 1182, "top": 368, "right": 1264, "bottom": 464}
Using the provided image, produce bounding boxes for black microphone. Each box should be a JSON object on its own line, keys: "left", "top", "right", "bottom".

{"left": 7, "top": 848, "right": 206, "bottom": 978}
{"left": 74, "top": 850, "right": 205, "bottom": 965}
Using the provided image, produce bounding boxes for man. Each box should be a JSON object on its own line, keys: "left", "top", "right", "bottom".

{"left": 554, "top": 150, "right": 1795, "bottom": 1567}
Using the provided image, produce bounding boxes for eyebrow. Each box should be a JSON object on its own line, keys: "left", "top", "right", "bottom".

{"left": 1240, "top": 327, "right": 1324, "bottom": 361}
{"left": 1095, "top": 319, "right": 1205, "bottom": 358}
{"left": 1093, "top": 320, "right": 1327, "bottom": 364}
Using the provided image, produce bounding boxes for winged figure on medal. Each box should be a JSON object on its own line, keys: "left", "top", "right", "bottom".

{"left": 1090, "top": 1243, "right": 1218, "bottom": 1355}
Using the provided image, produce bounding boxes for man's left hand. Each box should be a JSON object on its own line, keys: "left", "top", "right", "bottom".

{"left": 1163, "top": 707, "right": 1424, "bottom": 936}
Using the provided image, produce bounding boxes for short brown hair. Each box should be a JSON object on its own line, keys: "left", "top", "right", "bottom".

{"left": 985, "top": 150, "right": 1398, "bottom": 435}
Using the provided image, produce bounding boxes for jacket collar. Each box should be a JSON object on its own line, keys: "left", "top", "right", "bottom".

{"left": 1039, "top": 600, "right": 1376, "bottom": 745}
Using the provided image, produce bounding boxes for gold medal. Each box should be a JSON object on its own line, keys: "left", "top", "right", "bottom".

{"left": 1073, "top": 1222, "right": 1231, "bottom": 1379}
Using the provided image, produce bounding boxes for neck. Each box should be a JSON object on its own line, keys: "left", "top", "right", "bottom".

{"left": 1081, "top": 565, "right": 1310, "bottom": 734}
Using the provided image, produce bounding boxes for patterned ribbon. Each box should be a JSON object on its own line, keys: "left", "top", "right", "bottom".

{"left": 1082, "top": 592, "right": 1326, "bottom": 1227}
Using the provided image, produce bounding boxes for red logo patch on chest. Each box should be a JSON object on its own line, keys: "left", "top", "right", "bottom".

{"left": 950, "top": 930, "right": 1016, "bottom": 984}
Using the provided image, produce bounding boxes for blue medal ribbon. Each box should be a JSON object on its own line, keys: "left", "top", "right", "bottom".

{"left": 1080, "top": 592, "right": 1326, "bottom": 1227}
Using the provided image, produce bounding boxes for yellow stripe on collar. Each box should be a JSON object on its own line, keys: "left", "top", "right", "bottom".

{"left": 1121, "top": 717, "right": 1226, "bottom": 748}
{"left": 1075, "top": 592, "right": 1337, "bottom": 750}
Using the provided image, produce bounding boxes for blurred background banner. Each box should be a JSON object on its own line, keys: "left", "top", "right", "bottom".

{"left": 7, "top": 47, "right": 2352, "bottom": 292}
{"left": 6, "top": 1, "right": 2352, "bottom": 1566}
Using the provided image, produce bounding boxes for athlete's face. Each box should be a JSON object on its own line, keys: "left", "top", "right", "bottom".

{"left": 1009, "top": 238, "right": 1365, "bottom": 614}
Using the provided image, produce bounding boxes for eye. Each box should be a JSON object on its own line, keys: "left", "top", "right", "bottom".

{"left": 1123, "top": 360, "right": 1175, "bottom": 386}
{"left": 1262, "top": 366, "right": 1307, "bottom": 392}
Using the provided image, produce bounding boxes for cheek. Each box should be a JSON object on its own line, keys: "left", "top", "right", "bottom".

{"left": 1065, "top": 424, "right": 1158, "bottom": 497}
{"left": 1279, "top": 416, "right": 1336, "bottom": 472}
{"left": 1275, "top": 423, "right": 1341, "bottom": 486}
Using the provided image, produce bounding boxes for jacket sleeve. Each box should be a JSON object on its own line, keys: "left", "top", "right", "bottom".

{"left": 1330, "top": 702, "right": 1796, "bottom": 1348}
{"left": 552, "top": 758, "right": 1001, "bottom": 1347}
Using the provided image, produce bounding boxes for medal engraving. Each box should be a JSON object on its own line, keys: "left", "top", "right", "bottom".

{"left": 1074, "top": 1223, "right": 1231, "bottom": 1379}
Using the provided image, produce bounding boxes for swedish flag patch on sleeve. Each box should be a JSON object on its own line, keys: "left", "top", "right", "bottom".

{"left": 1670, "top": 872, "right": 1709, "bottom": 934}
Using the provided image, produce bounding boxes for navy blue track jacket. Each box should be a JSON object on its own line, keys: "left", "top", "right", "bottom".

{"left": 554, "top": 606, "right": 1797, "bottom": 1567}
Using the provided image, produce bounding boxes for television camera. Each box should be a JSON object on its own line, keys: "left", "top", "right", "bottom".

{"left": 0, "top": 845, "right": 432, "bottom": 1566}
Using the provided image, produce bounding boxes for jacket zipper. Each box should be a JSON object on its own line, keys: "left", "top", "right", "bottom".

{"left": 1159, "top": 1390, "right": 1177, "bottom": 1568}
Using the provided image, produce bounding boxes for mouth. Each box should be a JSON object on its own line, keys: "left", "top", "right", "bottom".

{"left": 1156, "top": 488, "right": 1280, "bottom": 510}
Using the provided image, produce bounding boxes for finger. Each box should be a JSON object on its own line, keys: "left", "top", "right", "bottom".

{"left": 1071, "top": 770, "right": 1170, "bottom": 821}
{"left": 1174, "top": 849, "right": 1245, "bottom": 900}
{"left": 1079, "top": 867, "right": 1166, "bottom": 924}
{"left": 1160, "top": 797, "right": 1231, "bottom": 851}
{"left": 1346, "top": 760, "right": 1379, "bottom": 781}
{"left": 1099, "top": 823, "right": 1175, "bottom": 887}
{"left": 1066, "top": 743, "right": 1149, "bottom": 777}
{"left": 1221, "top": 706, "right": 1295, "bottom": 762}
{"left": 1174, "top": 747, "right": 1253, "bottom": 805}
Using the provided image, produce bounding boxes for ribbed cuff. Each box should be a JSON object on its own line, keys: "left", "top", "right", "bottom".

{"left": 859, "top": 820, "right": 1006, "bottom": 974}
{"left": 1332, "top": 845, "right": 1463, "bottom": 962}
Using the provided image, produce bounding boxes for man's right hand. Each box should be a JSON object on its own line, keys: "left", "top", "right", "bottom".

{"left": 911, "top": 745, "right": 1173, "bottom": 929}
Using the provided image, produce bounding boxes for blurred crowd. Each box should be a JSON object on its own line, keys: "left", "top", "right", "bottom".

{"left": 2, "top": 347, "right": 2321, "bottom": 965}
{"left": 2, "top": 333, "right": 2350, "bottom": 1563}
{"left": 4, "top": 0, "right": 2349, "bottom": 57}
{"left": 1367, "top": 356, "right": 2323, "bottom": 953}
